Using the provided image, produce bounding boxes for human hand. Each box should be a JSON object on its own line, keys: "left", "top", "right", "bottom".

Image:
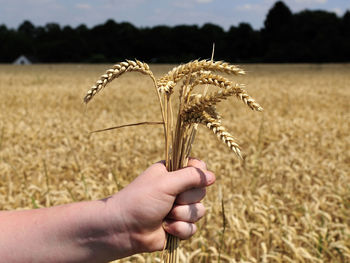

{"left": 105, "top": 158, "right": 215, "bottom": 258}
{"left": 0, "top": 158, "right": 214, "bottom": 263}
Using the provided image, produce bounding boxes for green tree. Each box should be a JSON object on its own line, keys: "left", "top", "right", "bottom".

{"left": 226, "top": 23, "right": 262, "bottom": 62}
{"left": 262, "top": 1, "right": 294, "bottom": 62}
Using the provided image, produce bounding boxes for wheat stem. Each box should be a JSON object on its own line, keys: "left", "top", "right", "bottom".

{"left": 89, "top": 121, "right": 164, "bottom": 133}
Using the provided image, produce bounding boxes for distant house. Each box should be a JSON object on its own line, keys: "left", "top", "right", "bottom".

{"left": 13, "top": 55, "right": 32, "bottom": 65}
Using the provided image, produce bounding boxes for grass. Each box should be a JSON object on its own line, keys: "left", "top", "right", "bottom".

{"left": 0, "top": 63, "right": 349, "bottom": 262}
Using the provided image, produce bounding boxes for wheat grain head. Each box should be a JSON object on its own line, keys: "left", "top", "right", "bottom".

{"left": 186, "top": 72, "right": 263, "bottom": 112}
{"left": 157, "top": 60, "right": 245, "bottom": 93}
{"left": 84, "top": 60, "right": 156, "bottom": 103}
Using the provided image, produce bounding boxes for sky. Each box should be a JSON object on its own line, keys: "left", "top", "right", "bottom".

{"left": 0, "top": 0, "right": 349, "bottom": 30}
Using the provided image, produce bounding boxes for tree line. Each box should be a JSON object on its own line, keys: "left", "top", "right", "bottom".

{"left": 1, "top": 1, "right": 349, "bottom": 63}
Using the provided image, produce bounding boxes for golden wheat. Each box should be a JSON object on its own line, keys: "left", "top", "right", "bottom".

{"left": 188, "top": 72, "right": 263, "bottom": 111}
{"left": 157, "top": 60, "right": 245, "bottom": 93}
{"left": 1, "top": 64, "right": 349, "bottom": 262}
{"left": 82, "top": 59, "right": 262, "bottom": 262}
{"left": 183, "top": 84, "right": 245, "bottom": 114}
{"left": 198, "top": 111, "right": 242, "bottom": 158}
{"left": 84, "top": 60, "right": 156, "bottom": 103}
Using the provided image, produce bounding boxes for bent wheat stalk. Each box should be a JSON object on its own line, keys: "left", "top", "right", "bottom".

{"left": 83, "top": 59, "right": 263, "bottom": 263}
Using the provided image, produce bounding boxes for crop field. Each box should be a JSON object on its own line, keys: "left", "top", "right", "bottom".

{"left": 0, "top": 63, "right": 349, "bottom": 262}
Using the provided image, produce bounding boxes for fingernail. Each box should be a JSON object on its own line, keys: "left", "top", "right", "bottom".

{"left": 205, "top": 171, "right": 215, "bottom": 185}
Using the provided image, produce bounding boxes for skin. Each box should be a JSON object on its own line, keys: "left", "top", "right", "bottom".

{"left": 0, "top": 158, "right": 215, "bottom": 263}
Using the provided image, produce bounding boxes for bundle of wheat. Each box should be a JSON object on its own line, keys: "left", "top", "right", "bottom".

{"left": 84, "top": 59, "right": 262, "bottom": 262}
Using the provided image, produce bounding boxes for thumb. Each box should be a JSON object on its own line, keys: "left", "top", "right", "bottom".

{"left": 164, "top": 167, "right": 215, "bottom": 196}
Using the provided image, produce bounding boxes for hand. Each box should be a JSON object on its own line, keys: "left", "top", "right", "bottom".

{"left": 0, "top": 158, "right": 215, "bottom": 263}
{"left": 105, "top": 158, "right": 216, "bottom": 257}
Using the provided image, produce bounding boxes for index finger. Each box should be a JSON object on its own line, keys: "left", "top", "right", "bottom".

{"left": 164, "top": 167, "right": 215, "bottom": 196}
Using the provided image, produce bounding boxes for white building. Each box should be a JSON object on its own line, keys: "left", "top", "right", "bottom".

{"left": 13, "top": 55, "right": 32, "bottom": 65}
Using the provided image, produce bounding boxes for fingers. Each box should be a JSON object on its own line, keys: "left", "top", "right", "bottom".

{"left": 167, "top": 203, "right": 205, "bottom": 223}
{"left": 163, "top": 220, "right": 197, "bottom": 240}
{"left": 165, "top": 168, "right": 215, "bottom": 196}
{"left": 175, "top": 187, "right": 206, "bottom": 205}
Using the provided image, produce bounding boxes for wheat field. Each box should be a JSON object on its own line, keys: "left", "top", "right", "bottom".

{"left": 0, "top": 63, "right": 349, "bottom": 262}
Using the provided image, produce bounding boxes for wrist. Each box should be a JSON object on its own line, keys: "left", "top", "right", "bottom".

{"left": 103, "top": 194, "right": 143, "bottom": 257}
{"left": 69, "top": 198, "right": 134, "bottom": 261}
{"left": 104, "top": 193, "right": 167, "bottom": 255}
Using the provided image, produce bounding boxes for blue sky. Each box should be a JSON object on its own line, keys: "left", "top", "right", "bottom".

{"left": 0, "top": 0, "right": 349, "bottom": 30}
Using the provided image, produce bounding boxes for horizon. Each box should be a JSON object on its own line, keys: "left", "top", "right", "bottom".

{"left": 0, "top": 0, "right": 349, "bottom": 31}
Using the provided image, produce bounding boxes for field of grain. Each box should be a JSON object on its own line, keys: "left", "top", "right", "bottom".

{"left": 0, "top": 63, "right": 349, "bottom": 262}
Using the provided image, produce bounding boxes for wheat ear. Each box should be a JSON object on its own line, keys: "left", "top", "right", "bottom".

{"left": 187, "top": 73, "right": 263, "bottom": 112}
{"left": 199, "top": 111, "right": 242, "bottom": 158}
{"left": 205, "top": 105, "right": 222, "bottom": 123}
{"left": 182, "top": 84, "right": 246, "bottom": 115}
{"left": 157, "top": 60, "right": 245, "bottom": 93}
{"left": 84, "top": 60, "right": 156, "bottom": 103}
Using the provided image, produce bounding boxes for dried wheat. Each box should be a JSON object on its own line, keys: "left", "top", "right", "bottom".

{"left": 184, "top": 110, "right": 242, "bottom": 158}
{"left": 182, "top": 84, "right": 246, "bottom": 115}
{"left": 82, "top": 58, "right": 263, "bottom": 263}
{"left": 187, "top": 73, "right": 263, "bottom": 111}
{"left": 157, "top": 60, "right": 245, "bottom": 93}
{"left": 84, "top": 60, "right": 156, "bottom": 103}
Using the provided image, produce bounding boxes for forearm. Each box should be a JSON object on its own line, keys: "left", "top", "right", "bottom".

{"left": 0, "top": 199, "right": 131, "bottom": 263}
{"left": 0, "top": 160, "right": 213, "bottom": 262}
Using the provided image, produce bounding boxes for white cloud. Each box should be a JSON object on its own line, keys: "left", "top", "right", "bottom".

{"left": 236, "top": 3, "right": 266, "bottom": 12}
{"left": 332, "top": 8, "right": 343, "bottom": 16}
{"left": 237, "top": 4, "right": 256, "bottom": 10}
{"left": 195, "top": 0, "right": 213, "bottom": 3}
{"left": 76, "top": 3, "right": 91, "bottom": 10}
